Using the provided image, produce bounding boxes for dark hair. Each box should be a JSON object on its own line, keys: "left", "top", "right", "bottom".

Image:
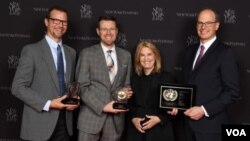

{"left": 96, "top": 15, "right": 118, "bottom": 29}
{"left": 197, "top": 7, "right": 220, "bottom": 22}
{"left": 46, "top": 5, "right": 68, "bottom": 18}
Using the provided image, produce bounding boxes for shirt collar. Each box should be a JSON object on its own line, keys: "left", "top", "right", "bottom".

{"left": 200, "top": 36, "right": 216, "bottom": 50}
{"left": 45, "top": 35, "right": 62, "bottom": 49}
{"left": 100, "top": 42, "right": 116, "bottom": 53}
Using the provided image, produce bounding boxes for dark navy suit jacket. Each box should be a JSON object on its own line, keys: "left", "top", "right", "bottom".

{"left": 182, "top": 39, "right": 240, "bottom": 133}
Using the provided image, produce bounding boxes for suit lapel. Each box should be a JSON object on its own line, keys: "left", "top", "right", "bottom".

{"left": 96, "top": 44, "right": 112, "bottom": 88}
{"left": 40, "top": 39, "right": 60, "bottom": 92}
{"left": 193, "top": 40, "right": 219, "bottom": 71}
{"left": 111, "top": 47, "right": 124, "bottom": 90}
{"left": 63, "top": 45, "right": 71, "bottom": 84}
{"left": 113, "top": 48, "right": 121, "bottom": 84}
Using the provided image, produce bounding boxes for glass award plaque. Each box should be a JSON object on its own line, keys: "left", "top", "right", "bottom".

{"left": 62, "top": 82, "right": 80, "bottom": 105}
{"left": 159, "top": 83, "right": 196, "bottom": 110}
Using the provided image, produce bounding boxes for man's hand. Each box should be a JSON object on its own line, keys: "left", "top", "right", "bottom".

{"left": 122, "top": 87, "right": 133, "bottom": 99}
{"left": 50, "top": 95, "right": 79, "bottom": 111}
{"left": 103, "top": 101, "right": 128, "bottom": 114}
{"left": 184, "top": 106, "right": 204, "bottom": 120}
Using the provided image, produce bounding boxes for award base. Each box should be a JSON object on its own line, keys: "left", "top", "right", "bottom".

{"left": 62, "top": 97, "right": 79, "bottom": 105}
{"left": 113, "top": 102, "right": 128, "bottom": 110}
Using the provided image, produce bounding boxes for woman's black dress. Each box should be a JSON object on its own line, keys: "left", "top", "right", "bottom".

{"left": 124, "top": 72, "right": 175, "bottom": 141}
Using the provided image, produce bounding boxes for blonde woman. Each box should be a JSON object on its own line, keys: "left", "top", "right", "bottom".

{"left": 124, "top": 41, "right": 177, "bottom": 141}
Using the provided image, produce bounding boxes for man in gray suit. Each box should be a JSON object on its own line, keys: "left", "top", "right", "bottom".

{"left": 11, "top": 6, "right": 78, "bottom": 141}
{"left": 76, "top": 16, "right": 133, "bottom": 141}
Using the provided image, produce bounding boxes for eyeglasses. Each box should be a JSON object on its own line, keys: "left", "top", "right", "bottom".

{"left": 99, "top": 28, "right": 117, "bottom": 33}
{"left": 197, "top": 21, "right": 217, "bottom": 27}
{"left": 47, "top": 17, "right": 68, "bottom": 26}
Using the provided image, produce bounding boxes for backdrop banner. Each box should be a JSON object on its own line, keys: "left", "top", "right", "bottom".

{"left": 0, "top": 0, "right": 249, "bottom": 140}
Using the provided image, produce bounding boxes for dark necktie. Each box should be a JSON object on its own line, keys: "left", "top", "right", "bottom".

{"left": 194, "top": 45, "right": 205, "bottom": 68}
{"left": 57, "top": 45, "right": 65, "bottom": 96}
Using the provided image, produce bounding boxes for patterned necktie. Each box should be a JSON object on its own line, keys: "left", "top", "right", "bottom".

{"left": 107, "top": 50, "right": 114, "bottom": 70}
{"left": 194, "top": 45, "right": 205, "bottom": 68}
{"left": 57, "top": 45, "right": 65, "bottom": 96}
{"left": 106, "top": 50, "right": 115, "bottom": 83}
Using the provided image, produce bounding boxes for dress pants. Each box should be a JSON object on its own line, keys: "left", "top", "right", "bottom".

{"left": 49, "top": 110, "right": 70, "bottom": 141}
{"left": 78, "top": 114, "right": 121, "bottom": 141}
{"left": 21, "top": 110, "right": 70, "bottom": 141}
{"left": 183, "top": 119, "right": 221, "bottom": 141}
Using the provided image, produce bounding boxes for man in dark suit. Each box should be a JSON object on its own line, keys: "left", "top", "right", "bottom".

{"left": 76, "top": 16, "right": 133, "bottom": 141}
{"left": 11, "top": 6, "right": 78, "bottom": 141}
{"left": 181, "top": 8, "right": 240, "bottom": 141}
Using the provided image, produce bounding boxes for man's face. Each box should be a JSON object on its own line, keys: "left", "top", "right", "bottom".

{"left": 196, "top": 9, "right": 219, "bottom": 43}
{"left": 96, "top": 20, "right": 118, "bottom": 48}
{"left": 44, "top": 9, "right": 68, "bottom": 42}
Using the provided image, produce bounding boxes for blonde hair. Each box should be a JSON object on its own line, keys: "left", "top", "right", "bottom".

{"left": 134, "top": 40, "right": 161, "bottom": 76}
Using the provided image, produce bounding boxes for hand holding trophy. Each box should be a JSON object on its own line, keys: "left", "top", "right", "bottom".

{"left": 62, "top": 82, "right": 80, "bottom": 105}
{"left": 113, "top": 86, "right": 132, "bottom": 110}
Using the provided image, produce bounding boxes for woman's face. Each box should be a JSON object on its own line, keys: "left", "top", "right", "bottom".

{"left": 139, "top": 47, "right": 155, "bottom": 74}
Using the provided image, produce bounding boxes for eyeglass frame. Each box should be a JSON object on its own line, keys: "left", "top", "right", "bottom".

{"left": 99, "top": 28, "right": 117, "bottom": 33}
{"left": 47, "top": 17, "right": 68, "bottom": 26}
{"left": 197, "top": 21, "right": 218, "bottom": 27}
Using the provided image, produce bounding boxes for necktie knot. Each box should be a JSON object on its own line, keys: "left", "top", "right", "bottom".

{"left": 200, "top": 45, "right": 205, "bottom": 53}
{"left": 107, "top": 50, "right": 112, "bottom": 54}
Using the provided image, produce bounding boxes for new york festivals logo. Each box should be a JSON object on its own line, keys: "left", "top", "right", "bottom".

{"left": 8, "top": 55, "right": 19, "bottom": 69}
{"left": 6, "top": 107, "right": 18, "bottom": 122}
{"left": 224, "top": 9, "right": 236, "bottom": 24}
{"left": 80, "top": 4, "right": 92, "bottom": 19}
{"left": 187, "top": 35, "right": 198, "bottom": 46}
{"left": 9, "top": 1, "right": 21, "bottom": 16}
{"left": 152, "top": 6, "right": 164, "bottom": 21}
{"left": 116, "top": 33, "right": 128, "bottom": 48}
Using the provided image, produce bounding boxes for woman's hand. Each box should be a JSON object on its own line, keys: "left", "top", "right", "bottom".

{"left": 141, "top": 115, "right": 161, "bottom": 131}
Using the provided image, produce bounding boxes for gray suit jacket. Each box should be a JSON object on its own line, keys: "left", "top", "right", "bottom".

{"left": 76, "top": 44, "right": 132, "bottom": 134}
{"left": 11, "top": 38, "right": 76, "bottom": 140}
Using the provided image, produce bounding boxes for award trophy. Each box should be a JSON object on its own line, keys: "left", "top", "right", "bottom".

{"left": 159, "top": 83, "right": 196, "bottom": 110}
{"left": 62, "top": 82, "right": 80, "bottom": 105}
{"left": 112, "top": 88, "right": 129, "bottom": 110}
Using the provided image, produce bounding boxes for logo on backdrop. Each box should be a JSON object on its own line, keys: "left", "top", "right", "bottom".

{"left": 8, "top": 55, "right": 19, "bottom": 69}
{"left": 9, "top": 1, "right": 21, "bottom": 16}
{"left": 176, "top": 12, "right": 196, "bottom": 17}
{"left": 6, "top": 107, "right": 18, "bottom": 122}
{"left": 152, "top": 6, "right": 164, "bottom": 21}
{"left": 80, "top": 4, "right": 92, "bottom": 19}
{"left": 140, "top": 38, "right": 174, "bottom": 45}
{"left": 116, "top": 33, "right": 128, "bottom": 48}
{"left": 224, "top": 9, "right": 236, "bottom": 24}
{"left": 224, "top": 41, "right": 246, "bottom": 47}
{"left": 187, "top": 35, "right": 199, "bottom": 46}
{"left": 105, "top": 10, "right": 139, "bottom": 15}
{"left": 246, "top": 69, "right": 250, "bottom": 74}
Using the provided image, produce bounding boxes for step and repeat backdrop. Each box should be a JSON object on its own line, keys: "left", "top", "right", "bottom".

{"left": 0, "top": 0, "right": 250, "bottom": 140}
